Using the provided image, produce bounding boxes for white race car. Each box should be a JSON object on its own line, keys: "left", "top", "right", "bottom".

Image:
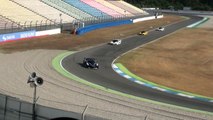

{"left": 156, "top": 27, "right": 165, "bottom": 31}
{"left": 109, "top": 39, "right": 122, "bottom": 45}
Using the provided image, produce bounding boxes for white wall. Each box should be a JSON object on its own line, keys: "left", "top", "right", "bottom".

{"left": 133, "top": 15, "right": 164, "bottom": 23}
{"left": 36, "top": 28, "right": 61, "bottom": 36}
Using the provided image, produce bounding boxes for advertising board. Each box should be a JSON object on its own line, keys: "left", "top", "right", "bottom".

{"left": 0, "top": 30, "right": 36, "bottom": 42}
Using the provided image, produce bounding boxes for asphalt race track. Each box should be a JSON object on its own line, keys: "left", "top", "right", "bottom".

{"left": 62, "top": 15, "right": 213, "bottom": 112}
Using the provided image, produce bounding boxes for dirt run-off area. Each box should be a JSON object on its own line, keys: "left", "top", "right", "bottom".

{"left": 1, "top": 15, "right": 212, "bottom": 98}
{"left": 117, "top": 28, "right": 213, "bottom": 98}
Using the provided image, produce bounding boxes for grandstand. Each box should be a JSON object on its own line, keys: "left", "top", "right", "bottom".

{"left": 94, "top": 0, "right": 133, "bottom": 17}
{"left": 81, "top": 0, "right": 122, "bottom": 17}
{"left": 119, "top": 0, "right": 146, "bottom": 14}
{"left": 13, "top": 0, "right": 75, "bottom": 24}
{"left": 63, "top": 0, "right": 110, "bottom": 18}
{"left": 0, "top": 15, "right": 19, "bottom": 29}
{"left": 0, "top": 0, "right": 148, "bottom": 33}
{"left": 0, "top": 0, "right": 52, "bottom": 27}
{"left": 108, "top": 0, "right": 146, "bottom": 15}
{"left": 42, "top": 0, "right": 96, "bottom": 21}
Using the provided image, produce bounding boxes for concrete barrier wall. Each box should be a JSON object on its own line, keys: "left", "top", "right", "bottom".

{"left": 76, "top": 19, "right": 133, "bottom": 35}
{"left": 35, "top": 28, "right": 61, "bottom": 36}
{"left": 133, "top": 15, "right": 164, "bottom": 23}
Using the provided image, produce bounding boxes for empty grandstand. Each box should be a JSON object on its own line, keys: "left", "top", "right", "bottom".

{"left": 109, "top": 0, "right": 147, "bottom": 15}
{"left": 42, "top": 0, "right": 96, "bottom": 21}
{"left": 13, "top": 0, "right": 75, "bottom": 24}
{"left": 63, "top": 0, "right": 110, "bottom": 18}
{"left": 0, "top": 15, "right": 19, "bottom": 29}
{"left": 81, "top": 0, "right": 122, "bottom": 17}
{"left": 94, "top": 0, "right": 133, "bottom": 17}
{"left": 0, "top": 0, "right": 148, "bottom": 34}
{"left": 0, "top": 0, "right": 52, "bottom": 27}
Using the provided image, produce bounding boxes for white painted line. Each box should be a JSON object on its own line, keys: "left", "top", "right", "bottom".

{"left": 116, "top": 70, "right": 123, "bottom": 74}
{"left": 152, "top": 87, "right": 167, "bottom": 92}
{"left": 177, "top": 93, "right": 195, "bottom": 98}
{"left": 112, "top": 64, "right": 118, "bottom": 68}
{"left": 135, "top": 81, "right": 145, "bottom": 85}
{"left": 123, "top": 75, "right": 132, "bottom": 79}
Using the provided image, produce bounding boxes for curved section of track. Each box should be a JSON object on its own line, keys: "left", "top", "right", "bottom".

{"left": 62, "top": 15, "right": 213, "bottom": 112}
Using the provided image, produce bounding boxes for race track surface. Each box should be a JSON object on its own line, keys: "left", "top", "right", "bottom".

{"left": 62, "top": 15, "right": 213, "bottom": 112}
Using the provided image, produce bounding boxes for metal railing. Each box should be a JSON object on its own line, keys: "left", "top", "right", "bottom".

{"left": 0, "top": 92, "right": 151, "bottom": 120}
{"left": 0, "top": 19, "right": 60, "bottom": 34}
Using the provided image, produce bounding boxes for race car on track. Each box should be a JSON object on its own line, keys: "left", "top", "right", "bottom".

{"left": 138, "top": 31, "right": 148, "bottom": 35}
{"left": 156, "top": 27, "right": 165, "bottom": 31}
{"left": 109, "top": 39, "right": 122, "bottom": 45}
{"left": 83, "top": 58, "right": 99, "bottom": 69}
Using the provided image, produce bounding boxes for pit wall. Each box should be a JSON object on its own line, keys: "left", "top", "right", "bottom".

{"left": 0, "top": 28, "right": 61, "bottom": 43}
{"left": 76, "top": 15, "right": 164, "bottom": 35}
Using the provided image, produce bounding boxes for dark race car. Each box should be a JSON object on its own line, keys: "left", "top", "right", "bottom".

{"left": 83, "top": 58, "right": 99, "bottom": 69}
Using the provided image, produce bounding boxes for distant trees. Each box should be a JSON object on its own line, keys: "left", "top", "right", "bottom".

{"left": 124, "top": 0, "right": 213, "bottom": 11}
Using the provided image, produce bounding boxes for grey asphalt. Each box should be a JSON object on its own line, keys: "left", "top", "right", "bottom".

{"left": 62, "top": 15, "right": 213, "bottom": 112}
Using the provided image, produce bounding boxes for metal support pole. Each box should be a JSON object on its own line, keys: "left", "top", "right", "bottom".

{"left": 82, "top": 105, "right": 88, "bottom": 120}
{"left": 33, "top": 86, "right": 37, "bottom": 120}
{"left": 19, "top": 101, "right": 21, "bottom": 120}
{"left": 4, "top": 23, "right": 7, "bottom": 31}
{"left": 27, "top": 72, "right": 43, "bottom": 120}
{"left": 82, "top": 22, "right": 85, "bottom": 28}
{"left": 3, "top": 96, "right": 7, "bottom": 120}
{"left": 59, "top": 13, "right": 62, "bottom": 29}
{"left": 144, "top": 115, "right": 148, "bottom": 120}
